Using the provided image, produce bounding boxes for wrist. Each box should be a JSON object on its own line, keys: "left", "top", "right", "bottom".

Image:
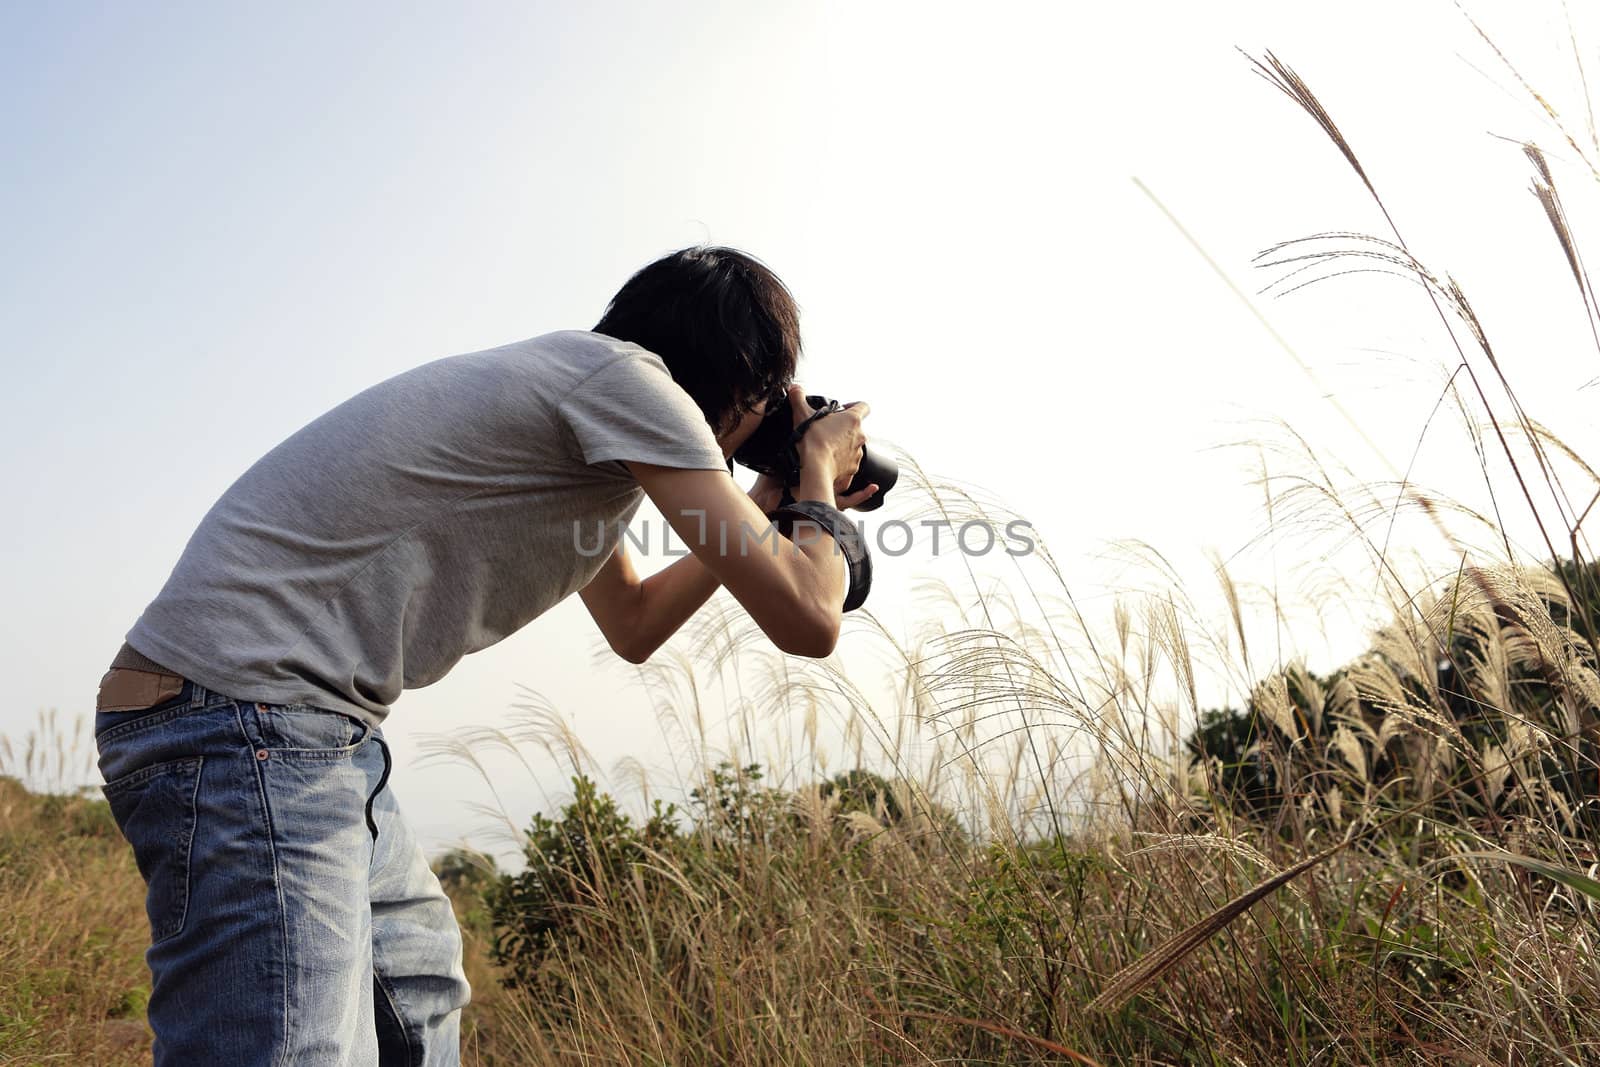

{"left": 794, "top": 463, "right": 837, "bottom": 506}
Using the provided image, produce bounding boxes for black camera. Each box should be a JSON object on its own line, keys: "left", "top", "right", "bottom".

{"left": 731, "top": 393, "right": 897, "bottom": 511}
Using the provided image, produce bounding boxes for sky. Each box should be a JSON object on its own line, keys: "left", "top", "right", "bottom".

{"left": 5, "top": 0, "right": 1600, "bottom": 860}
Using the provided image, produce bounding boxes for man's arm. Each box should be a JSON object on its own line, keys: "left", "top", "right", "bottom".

{"left": 579, "top": 473, "right": 795, "bottom": 663}
{"left": 582, "top": 460, "right": 850, "bottom": 659}
{"left": 578, "top": 540, "right": 722, "bottom": 664}
{"left": 638, "top": 458, "right": 846, "bottom": 657}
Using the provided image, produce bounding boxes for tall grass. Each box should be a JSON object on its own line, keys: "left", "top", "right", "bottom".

{"left": 433, "top": 548, "right": 1600, "bottom": 1061}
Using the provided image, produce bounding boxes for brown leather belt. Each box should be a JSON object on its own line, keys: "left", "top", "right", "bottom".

{"left": 97, "top": 642, "right": 186, "bottom": 712}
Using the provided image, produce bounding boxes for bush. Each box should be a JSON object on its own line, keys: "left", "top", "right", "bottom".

{"left": 1187, "top": 556, "right": 1600, "bottom": 841}
{"left": 487, "top": 775, "right": 681, "bottom": 989}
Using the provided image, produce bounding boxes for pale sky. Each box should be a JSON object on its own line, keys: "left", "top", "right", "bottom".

{"left": 6, "top": 1, "right": 1599, "bottom": 859}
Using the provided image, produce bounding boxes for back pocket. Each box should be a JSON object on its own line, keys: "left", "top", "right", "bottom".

{"left": 102, "top": 757, "right": 204, "bottom": 944}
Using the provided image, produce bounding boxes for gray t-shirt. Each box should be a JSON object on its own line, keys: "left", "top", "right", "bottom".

{"left": 124, "top": 330, "right": 731, "bottom": 728}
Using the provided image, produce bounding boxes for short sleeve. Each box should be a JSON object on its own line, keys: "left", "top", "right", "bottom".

{"left": 557, "top": 351, "right": 731, "bottom": 475}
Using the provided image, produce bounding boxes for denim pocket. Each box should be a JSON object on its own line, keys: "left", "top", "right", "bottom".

{"left": 254, "top": 704, "right": 372, "bottom": 759}
{"left": 102, "top": 757, "right": 203, "bottom": 945}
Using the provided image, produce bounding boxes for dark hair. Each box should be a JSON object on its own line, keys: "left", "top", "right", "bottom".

{"left": 593, "top": 245, "right": 801, "bottom": 436}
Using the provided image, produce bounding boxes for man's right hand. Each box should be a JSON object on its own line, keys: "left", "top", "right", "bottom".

{"left": 788, "top": 385, "right": 872, "bottom": 504}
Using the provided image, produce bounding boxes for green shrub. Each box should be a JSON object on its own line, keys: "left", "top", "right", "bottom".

{"left": 487, "top": 775, "right": 682, "bottom": 989}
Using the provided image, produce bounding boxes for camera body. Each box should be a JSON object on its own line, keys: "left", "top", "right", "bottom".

{"left": 731, "top": 393, "right": 897, "bottom": 511}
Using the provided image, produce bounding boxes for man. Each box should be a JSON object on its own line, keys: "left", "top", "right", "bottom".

{"left": 92, "top": 244, "right": 876, "bottom": 1065}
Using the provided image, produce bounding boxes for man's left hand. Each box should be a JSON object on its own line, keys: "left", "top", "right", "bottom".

{"left": 834, "top": 479, "right": 881, "bottom": 511}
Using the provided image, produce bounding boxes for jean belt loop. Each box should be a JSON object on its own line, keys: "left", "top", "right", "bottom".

{"left": 365, "top": 729, "right": 392, "bottom": 842}
{"left": 188, "top": 679, "right": 210, "bottom": 708}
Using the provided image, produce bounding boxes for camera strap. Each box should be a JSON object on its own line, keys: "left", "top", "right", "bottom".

{"left": 767, "top": 499, "right": 873, "bottom": 612}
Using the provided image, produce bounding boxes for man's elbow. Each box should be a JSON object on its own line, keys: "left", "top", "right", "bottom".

{"left": 611, "top": 632, "right": 655, "bottom": 665}
{"left": 777, "top": 612, "right": 840, "bottom": 659}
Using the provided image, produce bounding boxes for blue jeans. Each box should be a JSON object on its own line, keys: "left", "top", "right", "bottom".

{"left": 94, "top": 678, "right": 472, "bottom": 1065}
